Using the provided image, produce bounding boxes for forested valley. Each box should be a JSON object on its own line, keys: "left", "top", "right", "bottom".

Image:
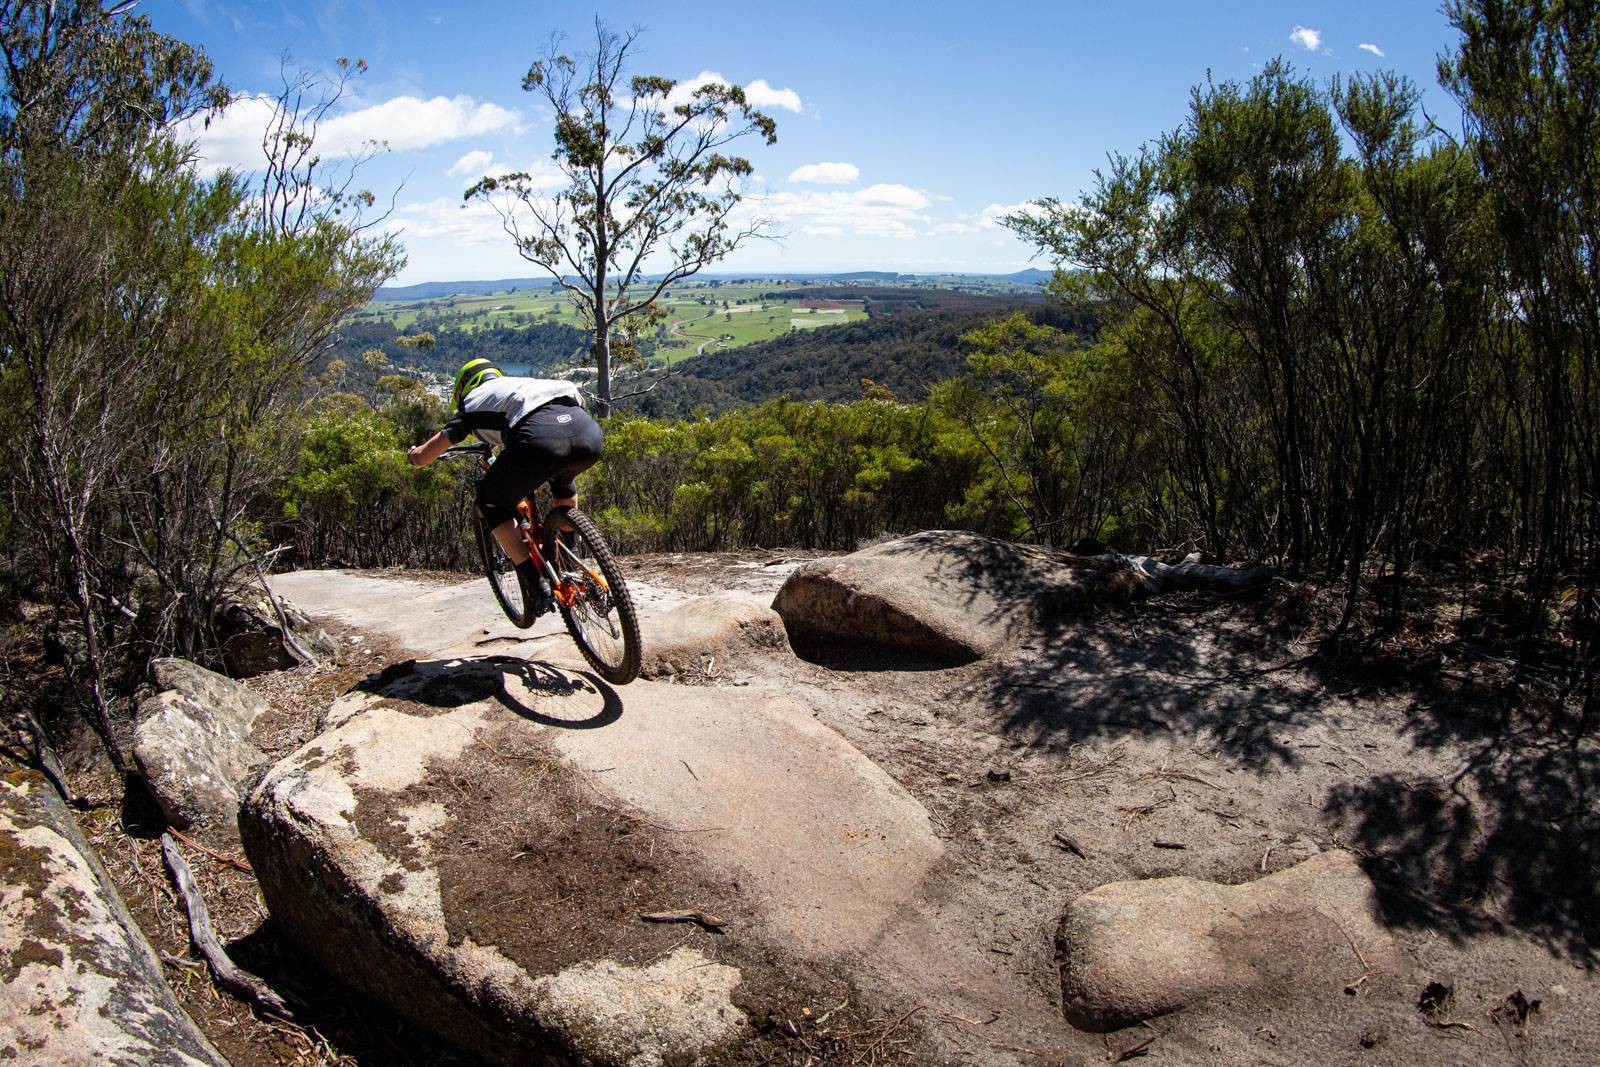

{"left": 2, "top": 0, "right": 1595, "bottom": 811}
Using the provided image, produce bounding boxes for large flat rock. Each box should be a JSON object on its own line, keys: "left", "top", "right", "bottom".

{"left": 241, "top": 656, "right": 941, "bottom": 1063}
{"left": 1, "top": 772, "right": 226, "bottom": 1066}
{"left": 773, "top": 530, "right": 1142, "bottom": 663}
{"left": 271, "top": 569, "right": 691, "bottom": 659}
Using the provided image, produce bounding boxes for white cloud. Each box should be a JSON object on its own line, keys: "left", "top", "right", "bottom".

{"left": 448, "top": 149, "right": 493, "bottom": 178}
{"left": 1289, "top": 25, "right": 1321, "bottom": 51}
{"left": 753, "top": 183, "right": 932, "bottom": 240}
{"left": 787, "top": 161, "right": 859, "bottom": 184}
{"left": 858, "top": 184, "right": 932, "bottom": 209}
{"left": 977, "top": 200, "right": 1044, "bottom": 228}
{"left": 661, "top": 70, "right": 803, "bottom": 114}
{"left": 391, "top": 196, "right": 513, "bottom": 246}
{"left": 745, "top": 79, "right": 803, "bottom": 113}
{"left": 180, "top": 93, "right": 520, "bottom": 173}
{"left": 1358, "top": 43, "right": 1386, "bottom": 57}
{"left": 320, "top": 96, "right": 519, "bottom": 153}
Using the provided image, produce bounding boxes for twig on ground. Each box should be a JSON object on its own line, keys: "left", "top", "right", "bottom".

{"left": 1107, "top": 1034, "right": 1156, "bottom": 1061}
{"left": 1057, "top": 745, "right": 1126, "bottom": 784}
{"left": 1141, "top": 766, "right": 1219, "bottom": 789}
{"left": 1052, "top": 831, "right": 1087, "bottom": 858}
{"left": 160, "top": 950, "right": 206, "bottom": 971}
{"left": 160, "top": 833, "right": 292, "bottom": 1017}
{"left": 1337, "top": 921, "right": 1370, "bottom": 970}
{"left": 851, "top": 1004, "right": 924, "bottom": 1066}
{"left": 640, "top": 909, "right": 726, "bottom": 933}
{"left": 1119, "top": 785, "right": 1176, "bottom": 829}
{"left": 166, "top": 827, "right": 253, "bottom": 874}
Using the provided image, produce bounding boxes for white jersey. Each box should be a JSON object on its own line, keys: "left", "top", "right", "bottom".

{"left": 441, "top": 376, "right": 584, "bottom": 448}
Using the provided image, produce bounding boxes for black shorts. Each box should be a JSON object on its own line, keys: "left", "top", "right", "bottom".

{"left": 476, "top": 400, "right": 603, "bottom": 526}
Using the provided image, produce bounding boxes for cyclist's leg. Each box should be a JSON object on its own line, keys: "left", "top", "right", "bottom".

{"left": 476, "top": 458, "right": 533, "bottom": 563}
{"left": 485, "top": 404, "right": 598, "bottom": 609}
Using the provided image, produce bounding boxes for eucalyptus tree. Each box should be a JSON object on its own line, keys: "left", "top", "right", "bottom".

{"left": 467, "top": 21, "right": 777, "bottom": 415}
{"left": 0, "top": 1, "right": 398, "bottom": 769}
{"left": 1441, "top": 0, "right": 1600, "bottom": 717}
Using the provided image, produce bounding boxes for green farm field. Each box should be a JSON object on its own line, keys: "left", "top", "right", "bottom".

{"left": 352, "top": 280, "right": 867, "bottom": 356}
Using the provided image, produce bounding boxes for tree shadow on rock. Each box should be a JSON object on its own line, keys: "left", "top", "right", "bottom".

{"left": 354, "top": 655, "right": 622, "bottom": 730}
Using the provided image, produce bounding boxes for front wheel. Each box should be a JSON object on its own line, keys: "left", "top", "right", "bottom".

{"left": 544, "top": 508, "right": 641, "bottom": 684}
{"left": 476, "top": 516, "right": 534, "bottom": 628}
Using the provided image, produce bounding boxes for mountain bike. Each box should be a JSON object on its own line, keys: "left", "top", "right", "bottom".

{"left": 444, "top": 442, "right": 641, "bottom": 684}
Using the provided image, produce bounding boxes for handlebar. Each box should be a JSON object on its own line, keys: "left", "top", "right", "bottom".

{"left": 441, "top": 443, "right": 492, "bottom": 458}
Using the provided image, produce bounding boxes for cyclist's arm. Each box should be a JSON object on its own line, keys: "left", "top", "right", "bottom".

{"left": 407, "top": 431, "right": 451, "bottom": 468}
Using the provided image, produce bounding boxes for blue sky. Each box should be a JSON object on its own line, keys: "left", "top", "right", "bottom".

{"left": 150, "top": 1, "right": 1468, "bottom": 285}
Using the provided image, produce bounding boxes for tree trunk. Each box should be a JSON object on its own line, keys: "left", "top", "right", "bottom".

{"left": 593, "top": 330, "right": 612, "bottom": 418}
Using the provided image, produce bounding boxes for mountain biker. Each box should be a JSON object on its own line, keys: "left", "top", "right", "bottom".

{"left": 407, "top": 359, "right": 604, "bottom": 612}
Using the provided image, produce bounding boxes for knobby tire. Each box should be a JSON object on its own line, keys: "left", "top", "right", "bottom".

{"left": 476, "top": 515, "right": 534, "bottom": 629}
{"left": 544, "top": 508, "right": 641, "bottom": 684}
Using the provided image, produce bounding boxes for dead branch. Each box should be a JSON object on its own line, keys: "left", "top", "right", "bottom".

{"left": 160, "top": 834, "right": 292, "bottom": 1017}
{"left": 640, "top": 909, "right": 726, "bottom": 932}
{"left": 207, "top": 496, "right": 320, "bottom": 667}
{"left": 20, "top": 710, "right": 74, "bottom": 805}
{"left": 166, "top": 827, "right": 253, "bottom": 874}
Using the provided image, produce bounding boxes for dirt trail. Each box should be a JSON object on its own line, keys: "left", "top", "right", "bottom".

{"left": 268, "top": 561, "right": 1600, "bottom": 1065}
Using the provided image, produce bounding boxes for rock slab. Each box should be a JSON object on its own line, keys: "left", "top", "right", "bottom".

{"left": 134, "top": 658, "right": 269, "bottom": 842}
{"left": 773, "top": 530, "right": 1141, "bottom": 663}
{"left": 240, "top": 682, "right": 750, "bottom": 1067}
{"left": 640, "top": 591, "right": 790, "bottom": 678}
{"left": 0, "top": 771, "right": 226, "bottom": 1066}
{"left": 1057, "top": 850, "right": 1399, "bottom": 1031}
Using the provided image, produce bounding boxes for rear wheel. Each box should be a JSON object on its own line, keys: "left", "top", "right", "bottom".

{"left": 544, "top": 508, "right": 641, "bottom": 684}
{"left": 476, "top": 516, "right": 534, "bottom": 628}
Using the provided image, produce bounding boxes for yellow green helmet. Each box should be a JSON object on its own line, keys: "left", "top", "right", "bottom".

{"left": 451, "top": 358, "right": 502, "bottom": 409}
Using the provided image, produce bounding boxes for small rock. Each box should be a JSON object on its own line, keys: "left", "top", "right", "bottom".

{"left": 214, "top": 592, "right": 337, "bottom": 677}
{"left": 1359, "top": 1026, "right": 1385, "bottom": 1049}
{"left": 1058, "top": 850, "right": 1397, "bottom": 1031}
{"left": 985, "top": 768, "right": 1012, "bottom": 783}
{"left": 134, "top": 659, "right": 271, "bottom": 843}
{"left": 640, "top": 593, "right": 789, "bottom": 679}
{"left": 772, "top": 531, "right": 1143, "bottom": 664}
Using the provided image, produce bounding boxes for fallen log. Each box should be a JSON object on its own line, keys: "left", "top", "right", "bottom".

{"left": 1108, "top": 554, "right": 1275, "bottom": 596}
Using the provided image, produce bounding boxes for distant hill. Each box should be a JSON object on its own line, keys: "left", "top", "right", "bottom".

{"left": 630, "top": 287, "right": 1094, "bottom": 418}
{"left": 374, "top": 269, "right": 1055, "bottom": 302}
{"left": 374, "top": 278, "right": 557, "bottom": 301}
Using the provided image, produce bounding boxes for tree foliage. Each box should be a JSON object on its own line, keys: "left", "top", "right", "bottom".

{"left": 0, "top": 2, "right": 399, "bottom": 765}
{"left": 466, "top": 20, "right": 776, "bottom": 414}
{"left": 996, "top": 9, "right": 1593, "bottom": 716}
